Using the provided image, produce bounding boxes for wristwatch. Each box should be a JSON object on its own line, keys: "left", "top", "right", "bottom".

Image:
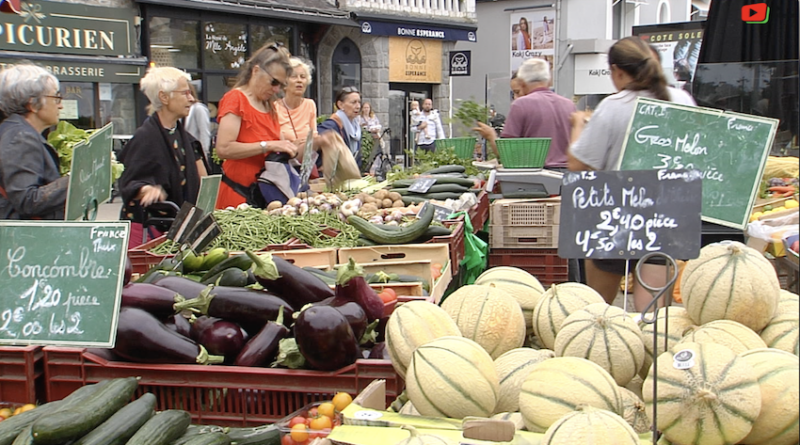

{"left": 260, "top": 141, "right": 267, "bottom": 154}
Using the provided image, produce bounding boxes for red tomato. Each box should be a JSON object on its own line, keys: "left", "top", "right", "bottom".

{"left": 281, "top": 435, "right": 297, "bottom": 445}
{"left": 307, "top": 407, "right": 318, "bottom": 418}
{"left": 288, "top": 416, "right": 306, "bottom": 427}
{"left": 381, "top": 288, "right": 397, "bottom": 300}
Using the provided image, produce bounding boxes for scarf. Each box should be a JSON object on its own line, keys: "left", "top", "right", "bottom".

{"left": 336, "top": 109, "right": 361, "bottom": 156}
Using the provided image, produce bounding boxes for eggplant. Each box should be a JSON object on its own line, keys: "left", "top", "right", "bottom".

{"left": 197, "top": 319, "right": 247, "bottom": 360}
{"left": 121, "top": 283, "right": 185, "bottom": 317}
{"left": 164, "top": 313, "right": 192, "bottom": 338}
{"left": 113, "top": 307, "right": 224, "bottom": 365}
{"left": 368, "top": 342, "right": 390, "bottom": 360}
{"left": 234, "top": 307, "right": 290, "bottom": 367}
{"left": 173, "top": 286, "right": 293, "bottom": 335}
{"left": 86, "top": 348, "right": 122, "bottom": 361}
{"left": 190, "top": 315, "right": 221, "bottom": 342}
{"left": 330, "top": 301, "right": 367, "bottom": 341}
{"left": 124, "top": 257, "right": 133, "bottom": 286}
{"left": 294, "top": 305, "right": 359, "bottom": 371}
{"left": 153, "top": 275, "right": 210, "bottom": 300}
{"left": 246, "top": 251, "right": 333, "bottom": 307}
{"left": 335, "top": 258, "right": 384, "bottom": 321}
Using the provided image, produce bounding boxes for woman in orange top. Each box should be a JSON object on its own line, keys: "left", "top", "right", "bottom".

{"left": 215, "top": 42, "right": 296, "bottom": 209}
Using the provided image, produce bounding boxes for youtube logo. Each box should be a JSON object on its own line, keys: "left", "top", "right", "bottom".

{"left": 742, "top": 3, "right": 770, "bottom": 23}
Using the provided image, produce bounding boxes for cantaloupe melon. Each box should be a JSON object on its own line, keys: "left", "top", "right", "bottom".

{"left": 532, "top": 282, "right": 605, "bottom": 350}
{"left": 405, "top": 336, "right": 499, "bottom": 419}
{"left": 680, "top": 241, "right": 779, "bottom": 332}
{"left": 494, "top": 347, "right": 555, "bottom": 413}
{"left": 739, "top": 348, "right": 800, "bottom": 445}
{"left": 385, "top": 301, "right": 461, "bottom": 379}
{"left": 776, "top": 290, "right": 800, "bottom": 316}
{"left": 759, "top": 312, "right": 799, "bottom": 356}
{"left": 541, "top": 406, "right": 640, "bottom": 445}
{"left": 554, "top": 303, "right": 645, "bottom": 386}
{"left": 625, "top": 375, "right": 644, "bottom": 401}
{"left": 475, "top": 266, "right": 545, "bottom": 333}
{"left": 519, "top": 357, "right": 623, "bottom": 433}
{"left": 643, "top": 342, "right": 762, "bottom": 445}
{"left": 441, "top": 285, "right": 526, "bottom": 359}
{"left": 638, "top": 306, "right": 697, "bottom": 378}
{"left": 619, "top": 387, "right": 651, "bottom": 434}
{"left": 678, "top": 319, "right": 767, "bottom": 354}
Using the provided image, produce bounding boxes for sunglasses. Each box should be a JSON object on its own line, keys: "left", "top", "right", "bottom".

{"left": 261, "top": 68, "right": 287, "bottom": 88}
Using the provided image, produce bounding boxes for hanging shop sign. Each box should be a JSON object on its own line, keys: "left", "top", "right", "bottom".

{"left": 449, "top": 50, "right": 471, "bottom": 77}
{"left": 0, "top": 0, "right": 139, "bottom": 57}
{"left": 360, "top": 20, "right": 477, "bottom": 42}
{"left": 389, "top": 37, "right": 442, "bottom": 83}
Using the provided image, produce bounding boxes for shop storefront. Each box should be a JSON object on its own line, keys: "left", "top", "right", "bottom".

{"left": 0, "top": 0, "right": 146, "bottom": 135}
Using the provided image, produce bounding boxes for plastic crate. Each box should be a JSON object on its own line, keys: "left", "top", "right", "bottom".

{"left": 0, "top": 345, "right": 44, "bottom": 405}
{"left": 496, "top": 138, "right": 551, "bottom": 168}
{"left": 425, "top": 219, "right": 465, "bottom": 276}
{"left": 490, "top": 198, "right": 561, "bottom": 227}
{"left": 487, "top": 248, "right": 568, "bottom": 287}
{"left": 43, "top": 347, "right": 403, "bottom": 427}
{"left": 435, "top": 137, "right": 477, "bottom": 159}
{"left": 468, "top": 190, "right": 490, "bottom": 233}
{"left": 489, "top": 224, "right": 559, "bottom": 248}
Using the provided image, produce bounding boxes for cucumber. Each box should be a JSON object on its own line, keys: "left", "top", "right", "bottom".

{"left": 401, "top": 192, "right": 465, "bottom": 206}
{"left": 170, "top": 425, "right": 226, "bottom": 445}
{"left": 200, "top": 267, "right": 250, "bottom": 287}
{"left": 390, "top": 184, "right": 469, "bottom": 195}
{"left": 10, "top": 426, "right": 32, "bottom": 445}
{"left": 72, "top": 392, "right": 156, "bottom": 445}
{"left": 199, "top": 253, "right": 253, "bottom": 282}
{"left": 347, "top": 202, "right": 434, "bottom": 245}
{"left": 0, "top": 381, "right": 109, "bottom": 445}
{"left": 225, "top": 424, "right": 281, "bottom": 445}
{"left": 125, "top": 410, "right": 191, "bottom": 445}
{"left": 391, "top": 177, "right": 476, "bottom": 188}
{"left": 200, "top": 248, "right": 229, "bottom": 271}
{"left": 31, "top": 377, "right": 139, "bottom": 445}
{"left": 413, "top": 225, "right": 453, "bottom": 242}
{"left": 355, "top": 237, "right": 377, "bottom": 246}
{"left": 180, "top": 432, "right": 231, "bottom": 445}
{"left": 422, "top": 165, "right": 465, "bottom": 175}
{"left": 301, "top": 267, "right": 337, "bottom": 285}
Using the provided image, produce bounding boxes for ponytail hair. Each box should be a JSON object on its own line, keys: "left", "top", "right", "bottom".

{"left": 608, "top": 37, "right": 670, "bottom": 101}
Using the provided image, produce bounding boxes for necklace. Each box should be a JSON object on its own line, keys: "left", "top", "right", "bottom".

{"left": 283, "top": 98, "right": 298, "bottom": 139}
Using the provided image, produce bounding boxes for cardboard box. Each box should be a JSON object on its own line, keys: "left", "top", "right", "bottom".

{"left": 271, "top": 248, "right": 337, "bottom": 270}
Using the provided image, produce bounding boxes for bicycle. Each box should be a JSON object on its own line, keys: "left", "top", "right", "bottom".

{"left": 367, "top": 128, "right": 394, "bottom": 182}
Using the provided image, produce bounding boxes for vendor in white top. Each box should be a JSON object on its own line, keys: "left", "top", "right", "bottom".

{"left": 412, "top": 98, "right": 446, "bottom": 153}
{"left": 567, "top": 36, "right": 697, "bottom": 312}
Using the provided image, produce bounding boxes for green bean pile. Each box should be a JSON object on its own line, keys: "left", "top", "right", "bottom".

{"left": 147, "top": 207, "right": 361, "bottom": 254}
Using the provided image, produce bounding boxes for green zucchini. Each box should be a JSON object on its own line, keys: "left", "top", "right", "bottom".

{"left": 180, "top": 432, "right": 231, "bottom": 445}
{"left": 401, "top": 192, "right": 465, "bottom": 206}
{"left": 355, "top": 237, "right": 377, "bottom": 246}
{"left": 200, "top": 267, "right": 250, "bottom": 287}
{"left": 413, "top": 225, "right": 453, "bottom": 242}
{"left": 31, "top": 377, "right": 139, "bottom": 445}
{"left": 170, "top": 425, "right": 226, "bottom": 445}
{"left": 390, "top": 184, "right": 469, "bottom": 195}
{"left": 422, "top": 165, "right": 465, "bottom": 175}
{"left": 0, "top": 381, "right": 109, "bottom": 445}
{"left": 301, "top": 267, "right": 337, "bottom": 285}
{"left": 73, "top": 392, "right": 156, "bottom": 445}
{"left": 125, "top": 410, "right": 191, "bottom": 445}
{"left": 225, "top": 424, "right": 281, "bottom": 445}
{"left": 391, "top": 177, "right": 476, "bottom": 188}
{"left": 348, "top": 202, "right": 434, "bottom": 244}
{"left": 10, "top": 426, "right": 32, "bottom": 445}
{"left": 199, "top": 253, "right": 253, "bottom": 282}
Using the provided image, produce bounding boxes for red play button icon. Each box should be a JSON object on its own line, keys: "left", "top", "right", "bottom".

{"left": 741, "top": 3, "right": 769, "bottom": 23}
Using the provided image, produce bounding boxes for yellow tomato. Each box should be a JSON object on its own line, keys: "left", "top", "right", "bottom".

{"left": 19, "top": 404, "right": 36, "bottom": 413}
{"left": 317, "top": 402, "right": 336, "bottom": 419}
{"left": 785, "top": 199, "right": 799, "bottom": 209}
{"left": 290, "top": 423, "right": 309, "bottom": 442}
{"left": 0, "top": 408, "right": 12, "bottom": 419}
{"left": 332, "top": 392, "right": 353, "bottom": 412}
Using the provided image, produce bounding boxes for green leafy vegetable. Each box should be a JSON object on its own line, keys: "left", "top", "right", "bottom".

{"left": 47, "top": 121, "right": 125, "bottom": 181}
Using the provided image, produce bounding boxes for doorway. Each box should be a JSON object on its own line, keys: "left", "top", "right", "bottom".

{"left": 388, "top": 83, "right": 432, "bottom": 166}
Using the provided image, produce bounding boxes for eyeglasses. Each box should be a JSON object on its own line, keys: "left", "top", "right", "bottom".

{"left": 172, "top": 89, "right": 194, "bottom": 98}
{"left": 44, "top": 94, "right": 63, "bottom": 104}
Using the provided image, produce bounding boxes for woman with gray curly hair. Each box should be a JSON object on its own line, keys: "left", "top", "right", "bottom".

{"left": 117, "top": 66, "right": 208, "bottom": 247}
{"left": 0, "top": 62, "right": 69, "bottom": 220}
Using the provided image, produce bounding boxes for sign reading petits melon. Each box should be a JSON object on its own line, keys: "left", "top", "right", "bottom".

{"left": 0, "top": 221, "right": 129, "bottom": 347}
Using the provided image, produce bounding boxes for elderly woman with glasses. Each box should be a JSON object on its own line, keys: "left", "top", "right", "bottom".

{"left": 117, "top": 66, "right": 208, "bottom": 248}
{"left": 0, "top": 63, "right": 69, "bottom": 220}
{"left": 215, "top": 42, "right": 297, "bottom": 208}
{"left": 318, "top": 86, "right": 363, "bottom": 168}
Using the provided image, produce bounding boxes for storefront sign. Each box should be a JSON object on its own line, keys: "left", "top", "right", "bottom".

{"left": 0, "top": 0, "right": 138, "bottom": 57}
{"left": 389, "top": 37, "right": 442, "bottom": 83}
{"left": 0, "top": 57, "right": 144, "bottom": 83}
{"left": 510, "top": 9, "right": 555, "bottom": 77}
{"left": 449, "top": 50, "right": 470, "bottom": 77}
{"left": 360, "top": 20, "right": 477, "bottom": 42}
{"left": 573, "top": 53, "right": 615, "bottom": 95}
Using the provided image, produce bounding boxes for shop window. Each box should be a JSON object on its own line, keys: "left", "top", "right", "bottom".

{"left": 206, "top": 74, "right": 238, "bottom": 123}
{"left": 60, "top": 82, "right": 96, "bottom": 130}
{"left": 149, "top": 17, "right": 200, "bottom": 69}
{"left": 204, "top": 22, "right": 247, "bottom": 70}
{"left": 99, "top": 83, "right": 137, "bottom": 135}
{"left": 251, "top": 25, "right": 293, "bottom": 52}
{"left": 331, "top": 38, "right": 361, "bottom": 104}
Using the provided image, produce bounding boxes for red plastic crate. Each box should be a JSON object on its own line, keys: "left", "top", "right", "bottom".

{"left": 468, "top": 190, "right": 490, "bottom": 233}
{"left": 425, "top": 219, "right": 465, "bottom": 276}
{"left": 43, "top": 347, "right": 403, "bottom": 427}
{"left": 487, "top": 248, "right": 569, "bottom": 287}
{"left": 0, "top": 346, "right": 44, "bottom": 404}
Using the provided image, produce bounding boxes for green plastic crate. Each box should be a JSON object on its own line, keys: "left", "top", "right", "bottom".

{"left": 435, "top": 137, "right": 477, "bottom": 159}
{"left": 496, "top": 138, "right": 551, "bottom": 168}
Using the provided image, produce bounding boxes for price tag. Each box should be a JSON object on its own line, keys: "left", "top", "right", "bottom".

{"left": 166, "top": 202, "right": 204, "bottom": 245}
{"left": 672, "top": 349, "right": 696, "bottom": 370}
{"left": 408, "top": 178, "right": 437, "bottom": 193}
{"left": 433, "top": 204, "right": 453, "bottom": 222}
{"left": 184, "top": 213, "right": 221, "bottom": 254}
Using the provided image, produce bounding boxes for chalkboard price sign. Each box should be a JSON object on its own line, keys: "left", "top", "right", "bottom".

{"left": 0, "top": 221, "right": 129, "bottom": 347}
{"left": 408, "top": 178, "right": 437, "bottom": 193}
{"left": 65, "top": 123, "right": 114, "bottom": 221}
{"left": 618, "top": 98, "right": 778, "bottom": 229}
{"left": 558, "top": 170, "right": 702, "bottom": 260}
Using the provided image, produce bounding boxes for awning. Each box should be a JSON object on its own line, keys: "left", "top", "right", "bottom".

{"left": 134, "top": 0, "right": 359, "bottom": 27}
{"left": 0, "top": 51, "right": 148, "bottom": 83}
{"left": 354, "top": 14, "right": 477, "bottom": 42}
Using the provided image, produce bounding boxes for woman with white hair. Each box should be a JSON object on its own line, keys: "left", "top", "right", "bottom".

{"left": 118, "top": 66, "right": 208, "bottom": 247}
{"left": 0, "top": 62, "right": 69, "bottom": 219}
{"left": 274, "top": 56, "right": 321, "bottom": 181}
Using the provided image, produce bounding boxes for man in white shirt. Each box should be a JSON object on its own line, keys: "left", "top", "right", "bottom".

{"left": 412, "top": 98, "right": 445, "bottom": 152}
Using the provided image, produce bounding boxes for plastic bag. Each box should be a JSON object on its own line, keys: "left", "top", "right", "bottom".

{"left": 448, "top": 212, "right": 488, "bottom": 285}
{"left": 321, "top": 132, "right": 361, "bottom": 189}
{"left": 747, "top": 210, "right": 799, "bottom": 241}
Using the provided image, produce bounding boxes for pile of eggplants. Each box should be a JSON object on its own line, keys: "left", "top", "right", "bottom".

{"left": 112, "top": 251, "right": 390, "bottom": 371}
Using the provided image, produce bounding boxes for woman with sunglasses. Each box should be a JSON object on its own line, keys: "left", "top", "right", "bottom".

{"left": 215, "top": 42, "right": 297, "bottom": 208}
{"left": 318, "top": 86, "right": 363, "bottom": 168}
{"left": 0, "top": 63, "right": 69, "bottom": 220}
{"left": 117, "top": 66, "right": 208, "bottom": 248}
